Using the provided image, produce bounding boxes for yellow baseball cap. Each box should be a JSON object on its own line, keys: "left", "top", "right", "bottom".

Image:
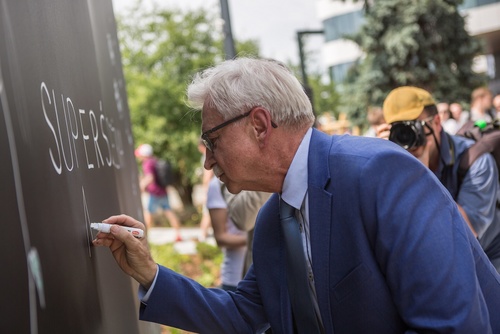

{"left": 383, "top": 86, "right": 435, "bottom": 124}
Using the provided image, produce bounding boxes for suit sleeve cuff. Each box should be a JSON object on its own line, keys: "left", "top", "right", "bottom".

{"left": 138, "top": 264, "right": 159, "bottom": 305}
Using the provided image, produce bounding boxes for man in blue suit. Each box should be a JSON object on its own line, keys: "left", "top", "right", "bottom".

{"left": 93, "top": 58, "right": 500, "bottom": 333}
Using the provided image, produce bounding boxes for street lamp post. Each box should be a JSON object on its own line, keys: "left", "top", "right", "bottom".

{"left": 296, "top": 29, "right": 324, "bottom": 118}
{"left": 220, "top": 0, "right": 236, "bottom": 60}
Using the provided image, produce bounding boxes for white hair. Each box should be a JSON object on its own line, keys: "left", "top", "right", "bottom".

{"left": 187, "top": 58, "right": 315, "bottom": 128}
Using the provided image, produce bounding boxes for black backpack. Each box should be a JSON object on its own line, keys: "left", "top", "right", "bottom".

{"left": 455, "top": 120, "right": 500, "bottom": 190}
{"left": 155, "top": 159, "right": 174, "bottom": 188}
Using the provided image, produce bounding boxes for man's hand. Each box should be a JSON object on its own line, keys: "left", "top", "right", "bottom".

{"left": 375, "top": 123, "right": 391, "bottom": 140}
{"left": 377, "top": 122, "right": 431, "bottom": 168}
{"left": 92, "top": 214, "right": 157, "bottom": 289}
{"left": 139, "top": 174, "right": 154, "bottom": 192}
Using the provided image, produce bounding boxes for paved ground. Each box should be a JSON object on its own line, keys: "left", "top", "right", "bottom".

{"left": 147, "top": 227, "right": 216, "bottom": 254}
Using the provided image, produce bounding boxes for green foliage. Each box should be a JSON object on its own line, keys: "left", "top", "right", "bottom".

{"left": 197, "top": 242, "right": 223, "bottom": 261}
{"left": 149, "top": 242, "right": 192, "bottom": 273}
{"left": 149, "top": 242, "right": 222, "bottom": 287}
{"left": 117, "top": 2, "right": 260, "bottom": 206}
{"left": 343, "top": 0, "right": 487, "bottom": 126}
{"left": 309, "top": 73, "right": 342, "bottom": 117}
{"left": 289, "top": 63, "right": 342, "bottom": 119}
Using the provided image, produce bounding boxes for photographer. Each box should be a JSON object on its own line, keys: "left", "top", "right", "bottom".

{"left": 377, "top": 86, "right": 500, "bottom": 272}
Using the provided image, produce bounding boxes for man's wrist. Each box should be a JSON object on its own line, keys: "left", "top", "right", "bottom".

{"left": 136, "top": 263, "right": 158, "bottom": 289}
{"left": 139, "top": 264, "right": 160, "bottom": 304}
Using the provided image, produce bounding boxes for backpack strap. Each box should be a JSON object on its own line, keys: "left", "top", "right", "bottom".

{"left": 441, "top": 133, "right": 459, "bottom": 198}
{"left": 457, "top": 147, "right": 472, "bottom": 191}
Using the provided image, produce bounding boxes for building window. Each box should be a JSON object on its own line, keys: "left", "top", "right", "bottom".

{"left": 460, "top": 0, "right": 500, "bottom": 10}
{"left": 323, "top": 10, "right": 365, "bottom": 42}
{"left": 330, "top": 61, "right": 357, "bottom": 83}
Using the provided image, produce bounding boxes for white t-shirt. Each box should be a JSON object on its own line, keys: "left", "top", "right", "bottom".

{"left": 442, "top": 118, "right": 459, "bottom": 135}
{"left": 207, "top": 177, "right": 247, "bottom": 287}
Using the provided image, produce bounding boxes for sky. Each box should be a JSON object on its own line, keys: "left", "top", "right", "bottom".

{"left": 112, "top": 0, "right": 325, "bottom": 71}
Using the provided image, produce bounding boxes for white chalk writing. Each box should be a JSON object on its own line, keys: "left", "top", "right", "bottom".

{"left": 41, "top": 82, "right": 124, "bottom": 174}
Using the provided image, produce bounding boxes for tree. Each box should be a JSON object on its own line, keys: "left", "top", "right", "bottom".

{"left": 289, "top": 36, "right": 342, "bottom": 121}
{"left": 117, "top": 3, "right": 259, "bottom": 209}
{"left": 309, "top": 73, "right": 342, "bottom": 118}
{"left": 342, "top": 0, "right": 486, "bottom": 127}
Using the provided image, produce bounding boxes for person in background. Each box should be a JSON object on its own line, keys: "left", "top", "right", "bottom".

{"left": 377, "top": 86, "right": 500, "bottom": 273}
{"left": 470, "top": 86, "right": 494, "bottom": 122}
{"left": 363, "top": 106, "right": 385, "bottom": 137}
{"left": 449, "top": 102, "right": 470, "bottom": 131}
{"left": 207, "top": 177, "right": 248, "bottom": 291}
{"left": 135, "top": 143, "right": 182, "bottom": 242}
{"left": 221, "top": 186, "right": 271, "bottom": 277}
{"left": 197, "top": 139, "right": 214, "bottom": 241}
{"left": 437, "top": 102, "right": 458, "bottom": 134}
{"left": 493, "top": 93, "right": 500, "bottom": 119}
{"left": 95, "top": 59, "right": 500, "bottom": 333}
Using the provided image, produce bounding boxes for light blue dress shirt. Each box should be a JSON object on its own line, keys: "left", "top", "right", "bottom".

{"left": 281, "top": 128, "right": 312, "bottom": 268}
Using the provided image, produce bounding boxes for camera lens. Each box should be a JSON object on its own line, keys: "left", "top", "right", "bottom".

{"left": 389, "top": 121, "right": 425, "bottom": 150}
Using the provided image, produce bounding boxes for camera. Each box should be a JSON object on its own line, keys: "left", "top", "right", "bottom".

{"left": 389, "top": 120, "right": 427, "bottom": 150}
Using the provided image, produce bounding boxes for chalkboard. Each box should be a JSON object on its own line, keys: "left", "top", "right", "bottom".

{"left": 0, "top": 1, "right": 154, "bottom": 333}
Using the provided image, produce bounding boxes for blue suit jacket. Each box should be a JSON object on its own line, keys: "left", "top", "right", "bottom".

{"left": 141, "top": 129, "right": 500, "bottom": 333}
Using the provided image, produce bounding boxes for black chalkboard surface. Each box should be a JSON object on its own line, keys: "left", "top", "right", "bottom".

{"left": 0, "top": 1, "right": 152, "bottom": 333}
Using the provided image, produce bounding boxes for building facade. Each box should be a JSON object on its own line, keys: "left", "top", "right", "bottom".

{"left": 316, "top": 0, "right": 500, "bottom": 93}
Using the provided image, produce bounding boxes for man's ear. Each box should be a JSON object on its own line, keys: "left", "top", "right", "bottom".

{"left": 250, "top": 107, "right": 272, "bottom": 145}
{"left": 432, "top": 114, "right": 442, "bottom": 132}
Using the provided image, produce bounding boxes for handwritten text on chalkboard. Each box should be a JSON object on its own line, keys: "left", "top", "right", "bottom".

{"left": 41, "top": 82, "right": 124, "bottom": 174}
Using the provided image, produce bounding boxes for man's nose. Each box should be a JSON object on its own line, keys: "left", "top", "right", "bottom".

{"left": 204, "top": 149, "right": 215, "bottom": 170}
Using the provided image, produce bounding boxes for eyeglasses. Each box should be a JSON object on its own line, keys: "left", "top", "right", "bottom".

{"left": 201, "top": 108, "right": 278, "bottom": 152}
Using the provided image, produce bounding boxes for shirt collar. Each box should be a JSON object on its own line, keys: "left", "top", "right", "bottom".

{"left": 281, "top": 128, "right": 312, "bottom": 210}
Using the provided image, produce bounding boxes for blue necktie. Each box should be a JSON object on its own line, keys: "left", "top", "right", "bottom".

{"left": 279, "top": 196, "right": 323, "bottom": 333}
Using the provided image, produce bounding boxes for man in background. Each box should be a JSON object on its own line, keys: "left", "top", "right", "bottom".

{"left": 377, "top": 86, "right": 500, "bottom": 272}
{"left": 135, "top": 143, "right": 182, "bottom": 241}
{"left": 470, "top": 86, "right": 494, "bottom": 122}
{"left": 449, "top": 102, "right": 470, "bottom": 130}
{"left": 437, "top": 102, "right": 458, "bottom": 134}
{"left": 363, "top": 106, "right": 385, "bottom": 137}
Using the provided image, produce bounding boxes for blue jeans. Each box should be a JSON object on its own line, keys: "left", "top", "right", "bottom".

{"left": 147, "top": 194, "right": 171, "bottom": 213}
